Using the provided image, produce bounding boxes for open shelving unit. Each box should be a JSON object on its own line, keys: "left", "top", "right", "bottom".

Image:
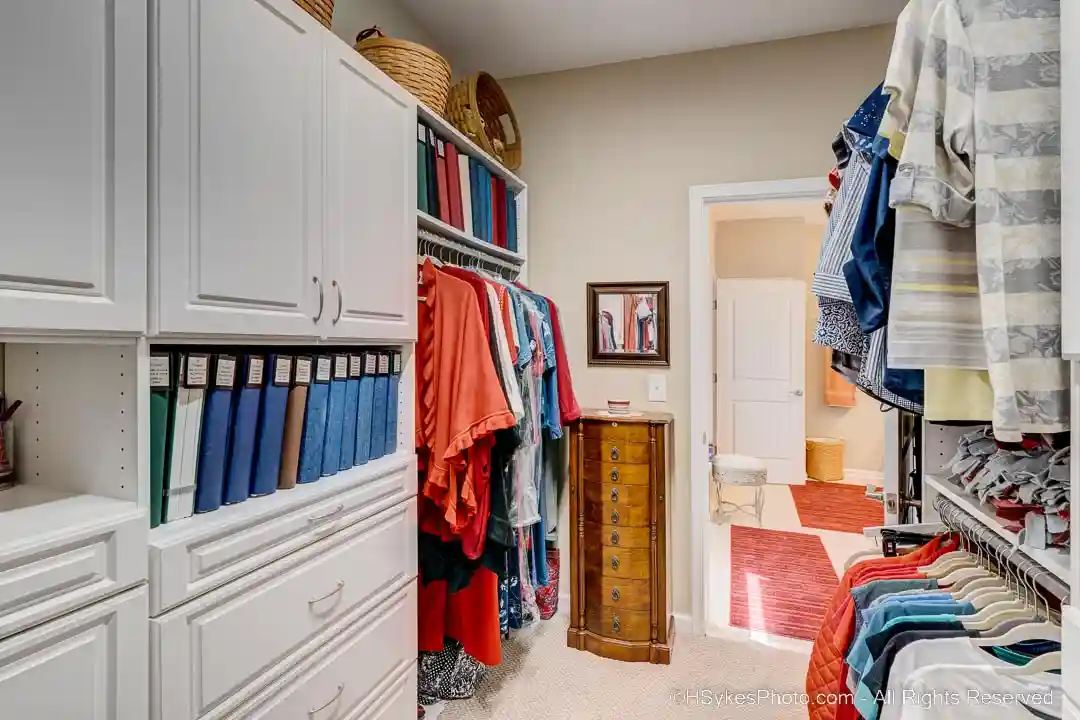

{"left": 921, "top": 422, "right": 1071, "bottom": 583}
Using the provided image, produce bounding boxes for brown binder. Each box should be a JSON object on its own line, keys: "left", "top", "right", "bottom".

{"left": 278, "top": 357, "right": 312, "bottom": 489}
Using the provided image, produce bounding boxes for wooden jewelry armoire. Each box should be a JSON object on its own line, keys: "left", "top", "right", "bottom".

{"left": 566, "top": 410, "right": 674, "bottom": 663}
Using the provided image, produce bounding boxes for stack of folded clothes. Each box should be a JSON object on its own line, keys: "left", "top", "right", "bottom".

{"left": 944, "top": 426, "right": 1070, "bottom": 550}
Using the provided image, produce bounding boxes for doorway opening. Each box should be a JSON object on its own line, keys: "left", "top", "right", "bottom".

{"left": 689, "top": 183, "right": 886, "bottom": 643}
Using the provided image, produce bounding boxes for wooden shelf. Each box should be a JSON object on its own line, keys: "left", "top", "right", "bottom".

{"left": 417, "top": 102, "right": 525, "bottom": 192}
{"left": 924, "top": 473, "right": 1070, "bottom": 582}
{"left": 417, "top": 211, "right": 525, "bottom": 266}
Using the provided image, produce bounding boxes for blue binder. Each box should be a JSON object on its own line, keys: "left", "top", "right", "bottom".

{"left": 470, "top": 159, "right": 481, "bottom": 239}
{"left": 298, "top": 355, "right": 332, "bottom": 484}
{"left": 385, "top": 350, "right": 401, "bottom": 457}
{"left": 251, "top": 354, "right": 291, "bottom": 497}
{"left": 340, "top": 354, "right": 361, "bottom": 471}
{"left": 507, "top": 189, "right": 518, "bottom": 253}
{"left": 321, "top": 354, "right": 348, "bottom": 477}
{"left": 354, "top": 351, "right": 377, "bottom": 466}
{"left": 222, "top": 355, "right": 264, "bottom": 505}
{"left": 194, "top": 354, "right": 238, "bottom": 514}
{"left": 369, "top": 351, "right": 389, "bottom": 461}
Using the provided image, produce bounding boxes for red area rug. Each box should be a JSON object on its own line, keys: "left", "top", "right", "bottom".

{"left": 729, "top": 525, "right": 838, "bottom": 641}
{"left": 790, "top": 480, "right": 884, "bottom": 534}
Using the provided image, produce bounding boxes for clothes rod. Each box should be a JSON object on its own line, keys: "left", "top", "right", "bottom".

{"left": 417, "top": 228, "right": 523, "bottom": 276}
{"left": 934, "top": 495, "right": 1071, "bottom": 603}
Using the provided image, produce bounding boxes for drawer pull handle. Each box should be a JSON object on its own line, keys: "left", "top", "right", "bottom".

{"left": 610, "top": 488, "right": 619, "bottom": 503}
{"left": 611, "top": 530, "right": 620, "bottom": 545}
{"left": 309, "top": 503, "right": 344, "bottom": 523}
{"left": 613, "top": 615, "right": 621, "bottom": 634}
{"left": 309, "top": 580, "right": 346, "bottom": 606}
{"left": 611, "top": 587, "right": 621, "bottom": 601}
{"left": 308, "top": 683, "right": 345, "bottom": 718}
{"left": 610, "top": 421, "right": 619, "bottom": 427}
{"left": 611, "top": 510, "right": 619, "bottom": 524}
{"left": 610, "top": 556, "right": 620, "bottom": 571}
{"left": 610, "top": 467, "right": 619, "bottom": 482}
{"left": 610, "top": 446, "right": 620, "bottom": 461}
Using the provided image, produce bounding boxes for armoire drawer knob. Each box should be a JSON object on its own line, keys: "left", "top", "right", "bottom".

{"left": 610, "top": 446, "right": 620, "bottom": 461}
{"left": 611, "top": 530, "right": 620, "bottom": 545}
{"left": 610, "top": 467, "right": 619, "bottom": 482}
{"left": 613, "top": 615, "right": 621, "bottom": 634}
{"left": 611, "top": 587, "right": 621, "bottom": 601}
{"left": 611, "top": 556, "right": 620, "bottom": 570}
{"left": 610, "top": 488, "right": 619, "bottom": 503}
{"left": 611, "top": 510, "right": 619, "bottom": 524}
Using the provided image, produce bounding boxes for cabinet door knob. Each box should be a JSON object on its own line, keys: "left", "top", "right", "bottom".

{"left": 332, "top": 280, "right": 343, "bottom": 325}
{"left": 610, "top": 530, "right": 619, "bottom": 545}
{"left": 611, "top": 587, "right": 621, "bottom": 601}
{"left": 312, "top": 276, "right": 324, "bottom": 323}
{"left": 610, "top": 446, "right": 620, "bottom": 461}
{"left": 611, "top": 510, "right": 619, "bottom": 524}
{"left": 610, "top": 467, "right": 619, "bottom": 482}
{"left": 610, "top": 488, "right": 619, "bottom": 503}
{"left": 612, "top": 615, "right": 621, "bottom": 634}
{"left": 610, "top": 555, "right": 620, "bottom": 570}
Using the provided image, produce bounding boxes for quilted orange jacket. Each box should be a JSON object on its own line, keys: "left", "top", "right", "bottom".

{"left": 805, "top": 536, "right": 956, "bottom": 720}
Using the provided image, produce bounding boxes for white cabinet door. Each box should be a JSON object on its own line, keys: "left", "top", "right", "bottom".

{"left": 324, "top": 41, "right": 416, "bottom": 342}
{"left": 0, "top": 585, "right": 148, "bottom": 720}
{"left": 155, "top": 0, "right": 324, "bottom": 338}
{"left": 0, "top": 0, "right": 146, "bottom": 334}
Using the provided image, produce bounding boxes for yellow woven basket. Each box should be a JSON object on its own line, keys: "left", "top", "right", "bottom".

{"left": 806, "top": 437, "right": 845, "bottom": 482}
{"left": 293, "top": 0, "right": 333, "bottom": 28}
{"left": 446, "top": 72, "right": 522, "bottom": 171}
{"left": 354, "top": 27, "right": 451, "bottom": 116}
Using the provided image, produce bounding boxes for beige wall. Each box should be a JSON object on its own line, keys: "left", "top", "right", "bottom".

{"left": 331, "top": 0, "right": 441, "bottom": 55}
{"left": 501, "top": 24, "right": 895, "bottom": 618}
{"left": 712, "top": 213, "right": 885, "bottom": 472}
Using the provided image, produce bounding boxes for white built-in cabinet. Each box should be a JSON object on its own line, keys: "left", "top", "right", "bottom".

{"left": 0, "top": 0, "right": 147, "bottom": 335}
{"left": 153, "top": 0, "right": 415, "bottom": 342}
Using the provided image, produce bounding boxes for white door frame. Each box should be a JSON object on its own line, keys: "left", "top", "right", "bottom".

{"left": 687, "top": 177, "right": 828, "bottom": 637}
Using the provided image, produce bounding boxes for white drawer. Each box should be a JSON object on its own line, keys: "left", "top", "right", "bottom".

{"left": 0, "top": 486, "right": 147, "bottom": 640}
{"left": 152, "top": 498, "right": 417, "bottom": 720}
{"left": 0, "top": 585, "right": 148, "bottom": 720}
{"left": 1065, "top": 697, "right": 1080, "bottom": 720}
{"left": 149, "top": 453, "right": 415, "bottom": 614}
{"left": 229, "top": 584, "right": 417, "bottom": 720}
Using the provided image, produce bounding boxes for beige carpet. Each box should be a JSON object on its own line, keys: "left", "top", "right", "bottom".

{"left": 437, "top": 617, "right": 811, "bottom": 720}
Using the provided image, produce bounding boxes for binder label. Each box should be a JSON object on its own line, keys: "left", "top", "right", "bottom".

{"left": 185, "top": 354, "right": 210, "bottom": 388}
{"left": 364, "top": 352, "right": 377, "bottom": 375}
{"left": 428, "top": 129, "right": 436, "bottom": 145}
{"left": 215, "top": 355, "right": 237, "bottom": 388}
{"left": 418, "top": 122, "right": 426, "bottom": 143}
{"left": 247, "top": 356, "right": 265, "bottom": 388}
{"left": 315, "top": 356, "right": 332, "bottom": 383}
{"left": 273, "top": 356, "right": 293, "bottom": 387}
{"left": 378, "top": 353, "right": 390, "bottom": 375}
{"left": 349, "top": 354, "right": 362, "bottom": 378}
{"left": 334, "top": 355, "right": 348, "bottom": 380}
{"left": 437, "top": 139, "right": 446, "bottom": 157}
{"left": 150, "top": 354, "right": 171, "bottom": 389}
{"left": 393, "top": 352, "right": 402, "bottom": 375}
{"left": 295, "top": 357, "right": 312, "bottom": 386}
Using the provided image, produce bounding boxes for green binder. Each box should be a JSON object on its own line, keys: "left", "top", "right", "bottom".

{"left": 417, "top": 121, "right": 429, "bottom": 213}
{"left": 149, "top": 351, "right": 177, "bottom": 528}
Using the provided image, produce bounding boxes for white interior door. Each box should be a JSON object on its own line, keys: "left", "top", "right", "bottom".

{"left": 716, "top": 279, "right": 806, "bottom": 484}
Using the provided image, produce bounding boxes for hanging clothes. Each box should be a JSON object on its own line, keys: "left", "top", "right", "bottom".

{"left": 888, "top": 0, "right": 1066, "bottom": 441}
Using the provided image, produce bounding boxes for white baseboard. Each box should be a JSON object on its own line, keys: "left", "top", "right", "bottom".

{"left": 843, "top": 468, "right": 884, "bottom": 486}
{"left": 674, "top": 612, "right": 694, "bottom": 637}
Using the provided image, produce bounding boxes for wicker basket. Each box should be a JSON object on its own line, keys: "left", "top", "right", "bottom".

{"left": 354, "top": 27, "right": 451, "bottom": 115}
{"left": 293, "top": 0, "right": 333, "bottom": 28}
{"left": 446, "top": 72, "right": 522, "bottom": 171}
{"left": 806, "top": 437, "right": 845, "bottom": 482}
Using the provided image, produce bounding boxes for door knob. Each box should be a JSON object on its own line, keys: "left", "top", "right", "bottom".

{"left": 791, "top": 389, "right": 804, "bottom": 397}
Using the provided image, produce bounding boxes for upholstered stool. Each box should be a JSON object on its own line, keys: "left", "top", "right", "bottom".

{"left": 711, "top": 454, "right": 768, "bottom": 525}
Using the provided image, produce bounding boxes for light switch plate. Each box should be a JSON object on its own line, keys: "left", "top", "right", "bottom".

{"left": 647, "top": 374, "right": 666, "bottom": 402}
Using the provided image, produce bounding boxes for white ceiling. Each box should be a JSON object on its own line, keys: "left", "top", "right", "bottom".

{"left": 401, "top": 0, "right": 905, "bottom": 78}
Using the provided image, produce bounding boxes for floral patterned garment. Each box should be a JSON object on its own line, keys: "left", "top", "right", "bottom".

{"left": 889, "top": 0, "right": 1066, "bottom": 441}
